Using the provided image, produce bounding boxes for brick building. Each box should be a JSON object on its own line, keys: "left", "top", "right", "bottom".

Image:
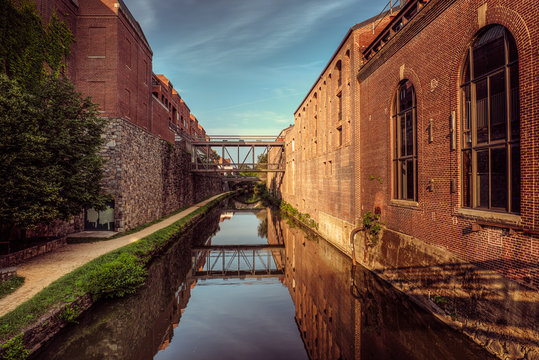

{"left": 269, "top": 7, "right": 397, "bottom": 252}
{"left": 31, "top": 0, "right": 206, "bottom": 144}
{"left": 21, "top": 0, "right": 217, "bottom": 235}
{"left": 270, "top": 0, "right": 538, "bottom": 356}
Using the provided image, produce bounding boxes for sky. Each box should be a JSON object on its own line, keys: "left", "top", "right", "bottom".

{"left": 123, "top": 0, "right": 392, "bottom": 136}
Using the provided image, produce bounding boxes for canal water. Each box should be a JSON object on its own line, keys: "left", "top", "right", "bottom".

{"left": 35, "top": 201, "right": 496, "bottom": 359}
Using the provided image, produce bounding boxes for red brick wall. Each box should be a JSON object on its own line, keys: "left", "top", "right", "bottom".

{"left": 276, "top": 15, "right": 393, "bottom": 245}
{"left": 73, "top": 0, "right": 152, "bottom": 129}
{"left": 357, "top": 0, "right": 538, "bottom": 287}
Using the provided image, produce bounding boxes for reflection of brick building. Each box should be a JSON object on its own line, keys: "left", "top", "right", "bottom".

{"left": 267, "top": 211, "right": 494, "bottom": 360}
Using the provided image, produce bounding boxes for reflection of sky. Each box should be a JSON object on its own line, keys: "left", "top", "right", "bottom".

{"left": 155, "top": 279, "right": 308, "bottom": 360}
{"left": 210, "top": 212, "right": 267, "bottom": 245}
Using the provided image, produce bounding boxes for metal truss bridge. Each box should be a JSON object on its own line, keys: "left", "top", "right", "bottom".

{"left": 191, "top": 244, "right": 285, "bottom": 280}
{"left": 190, "top": 135, "right": 285, "bottom": 177}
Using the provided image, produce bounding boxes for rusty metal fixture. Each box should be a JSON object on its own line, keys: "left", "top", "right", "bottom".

{"left": 349, "top": 226, "right": 364, "bottom": 266}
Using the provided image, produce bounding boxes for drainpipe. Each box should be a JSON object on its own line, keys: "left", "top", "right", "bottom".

{"left": 349, "top": 226, "right": 364, "bottom": 266}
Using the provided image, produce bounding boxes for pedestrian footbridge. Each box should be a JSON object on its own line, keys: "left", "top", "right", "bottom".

{"left": 190, "top": 135, "right": 285, "bottom": 180}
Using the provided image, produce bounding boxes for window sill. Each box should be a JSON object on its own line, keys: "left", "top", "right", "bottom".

{"left": 456, "top": 208, "right": 521, "bottom": 226}
{"left": 390, "top": 199, "right": 419, "bottom": 210}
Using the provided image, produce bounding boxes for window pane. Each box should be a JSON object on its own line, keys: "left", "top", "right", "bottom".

{"left": 394, "top": 160, "right": 399, "bottom": 198}
{"left": 463, "top": 85, "right": 472, "bottom": 147}
{"left": 394, "top": 116, "right": 398, "bottom": 158}
{"left": 510, "top": 64, "right": 520, "bottom": 140}
{"left": 462, "top": 150, "right": 472, "bottom": 207}
{"left": 490, "top": 72, "right": 507, "bottom": 141}
{"left": 491, "top": 147, "right": 507, "bottom": 209}
{"left": 400, "top": 115, "right": 406, "bottom": 157}
{"left": 511, "top": 145, "right": 520, "bottom": 213}
{"left": 406, "top": 159, "right": 414, "bottom": 200}
{"left": 399, "top": 81, "right": 414, "bottom": 112}
{"left": 400, "top": 160, "right": 406, "bottom": 198}
{"left": 476, "top": 79, "right": 488, "bottom": 143}
{"left": 473, "top": 27, "right": 505, "bottom": 77}
{"left": 477, "top": 150, "right": 489, "bottom": 208}
{"left": 406, "top": 111, "right": 413, "bottom": 156}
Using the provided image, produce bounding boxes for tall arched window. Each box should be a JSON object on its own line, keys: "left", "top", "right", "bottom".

{"left": 461, "top": 25, "right": 519, "bottom": 213}
{"left": 393, "top": 80, "right": 417, "bottom": 201}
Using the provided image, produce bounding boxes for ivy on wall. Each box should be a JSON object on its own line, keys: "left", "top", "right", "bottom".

{"left": 0, "top": 0, "right": 73, "bottom": 88}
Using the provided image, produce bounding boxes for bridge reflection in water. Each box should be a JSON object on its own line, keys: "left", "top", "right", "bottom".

{"left": 191, "top": 244, "right": 285, "bottom": 280}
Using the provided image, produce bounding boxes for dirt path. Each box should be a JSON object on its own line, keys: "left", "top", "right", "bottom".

{"left": 0, "top": 193, "right": 228, "bottom": 317}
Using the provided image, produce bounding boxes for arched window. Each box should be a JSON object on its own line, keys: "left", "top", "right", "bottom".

{"left": 461, "top": 25, "right": 519, "bottom": 213}
{"left": 335, "top": 60, "right": 342, "bottom": 87}
{"left": 393, "top": 80, "right": 417, "bottom": 201}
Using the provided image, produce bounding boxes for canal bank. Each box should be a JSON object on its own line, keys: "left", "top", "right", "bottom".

{"left": 0, "top": 192, "right": 233, "bottom": 357}
{"left": 32, "top": 204, "right": 496, "bottom": 359}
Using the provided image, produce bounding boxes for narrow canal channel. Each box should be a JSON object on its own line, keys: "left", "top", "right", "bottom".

{"left": 35, "top": 200, "right": 496, "bottom": 359}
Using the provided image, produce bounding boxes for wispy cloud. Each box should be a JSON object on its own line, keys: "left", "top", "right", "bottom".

{"left": 125, "top": 0, "right": 156, "bottom": 31}
{"left": 202, "top": 89, "right": 303, "bottom": 113}
{"left": 156, "top": 0, "right": 356, "bottom": 69}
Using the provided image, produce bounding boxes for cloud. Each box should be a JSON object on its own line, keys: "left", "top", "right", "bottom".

{"left": 155, "top": 0, "right": 357, "bottom": 69}
{"left": 124, "top": 0, "right": 156, "bottom": 31}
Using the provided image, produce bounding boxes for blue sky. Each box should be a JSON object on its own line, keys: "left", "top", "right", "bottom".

{"left": 124, "top": 0, "right": 390, "bottom": 135}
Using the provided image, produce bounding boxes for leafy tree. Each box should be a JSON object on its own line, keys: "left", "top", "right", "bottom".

{"left": 0, "top": 0, "right": 106, "bottom": 243}
{"left": 0, "top": 75, "right": 107, "bottom": 241}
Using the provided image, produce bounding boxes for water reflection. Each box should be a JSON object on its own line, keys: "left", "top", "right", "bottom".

{"left": 34, "top": 203, "right": 496, "bottom": 360}
{"left": 268, "top": 209, "right": 496, "bottom": 360}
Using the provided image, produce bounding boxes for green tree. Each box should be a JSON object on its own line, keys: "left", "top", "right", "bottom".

{"left": 0, "top": 75, "right": 107, "bottom": 241}
{"left": 0, "top": 0, "right": 106, "bottom": 243}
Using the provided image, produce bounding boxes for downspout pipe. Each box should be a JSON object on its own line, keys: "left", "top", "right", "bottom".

{"left": 350, "top": 227, "right": 364, "bottom": 266}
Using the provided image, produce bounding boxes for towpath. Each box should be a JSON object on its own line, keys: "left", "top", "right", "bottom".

{"left": 0, "top": 193, "right": 228, "bottom": 317}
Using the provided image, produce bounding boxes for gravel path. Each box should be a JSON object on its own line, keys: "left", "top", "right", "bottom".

{"left": 0, "top": 193, "right": 227, "bottom": 317}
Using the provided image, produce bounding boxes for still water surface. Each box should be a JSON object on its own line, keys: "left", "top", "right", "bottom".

{"left": 35, "top": 203, "right": 495, "bottom": 359}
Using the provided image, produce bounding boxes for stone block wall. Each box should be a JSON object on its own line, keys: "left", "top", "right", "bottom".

{"left": 352, "top": 228, "right": 539, "bottom": 360}
{"left": 0, "top": 237, "right": 67, "bottom": 268}
{"left": 101, "top": 117, "right": 224, "bottom": 232}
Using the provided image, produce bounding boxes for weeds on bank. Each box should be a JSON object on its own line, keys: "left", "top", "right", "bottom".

{"left": 363, "top": 211, "right": 383, "bottom": 246}
{"left": 0, "top": 277, "right": 24, "bottom": 300}
{"left": 0, "top": 334, "right": 28, "bottom": 360}
{"left": 280, "top": 201, "right": 319, "bottom": 230}
{"left": 0, "top": 193, "right": 230, "bottom": 345}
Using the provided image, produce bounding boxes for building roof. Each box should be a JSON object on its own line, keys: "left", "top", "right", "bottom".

{"left": 117, "top": 0, "right": 152, "bottom": 53}
{"left": 294, "top": 5, "right": 402, "bottom": 114}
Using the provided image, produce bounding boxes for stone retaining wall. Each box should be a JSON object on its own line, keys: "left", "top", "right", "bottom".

{"left": 0, "top": 268, "right": 17, "bottom": 282}
{"left": 0, "top": 237, "right": 67, "bottom": 268}
{"left": 102, "top": 117, "right": 224, "bottom": 232}
{"left": 352, "top": 228, "right": 539, "bottom": 360}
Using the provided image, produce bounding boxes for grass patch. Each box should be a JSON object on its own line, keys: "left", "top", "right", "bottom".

{"left": 67, "top": 193, "right": 226, "bottom": 244}
{"left": 0, "top": 277, "right": 25, "bottom": 300}
{"left": 0, "top": 193, "right": 230, "bottom": 343}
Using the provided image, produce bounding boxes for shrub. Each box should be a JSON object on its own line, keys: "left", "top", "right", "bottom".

{"left": 363, "top": 211, "right": 383, "bottom": 245}
{"left": 77, "top": 253, "right": 147, "bottom": 300}
{"left": 0, "top": 334, "right": 29, "bottom": 360}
